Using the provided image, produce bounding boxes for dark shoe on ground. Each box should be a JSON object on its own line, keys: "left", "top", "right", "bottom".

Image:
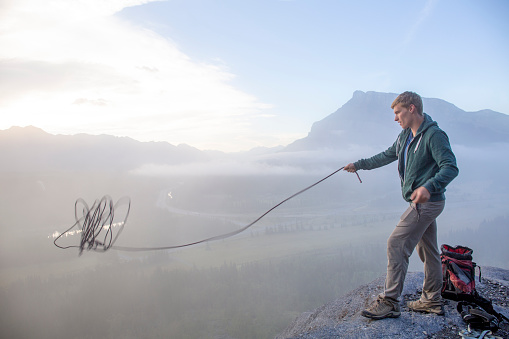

{"left": 407, "top": 299, "right": 445, "bottom": 315}
{"left": 361, "top": 296, "right": 401, "bottom": 320}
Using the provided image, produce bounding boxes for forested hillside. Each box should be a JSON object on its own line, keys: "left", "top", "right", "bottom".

{"left": 1, "top": 245, "right": 386, "bottom": 339}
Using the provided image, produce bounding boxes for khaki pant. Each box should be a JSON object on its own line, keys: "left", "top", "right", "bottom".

{"left": 383, "top": 200, "right": 445, "bottom": 306}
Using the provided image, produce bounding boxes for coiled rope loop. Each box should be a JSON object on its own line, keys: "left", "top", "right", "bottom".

{"left": 54, "top": 167, "right": 361, "bottom": 254}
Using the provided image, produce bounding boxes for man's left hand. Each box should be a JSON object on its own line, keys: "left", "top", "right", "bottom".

{"left": 411, "top": 186, "right": 430, "bottom": 204}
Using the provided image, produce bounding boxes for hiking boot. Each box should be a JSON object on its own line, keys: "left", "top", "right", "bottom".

{"left": 407, "top": 299, "right": 445, "bottom": 315}
{"left": 361, "top": 296, "right": 401, "bottom": 320}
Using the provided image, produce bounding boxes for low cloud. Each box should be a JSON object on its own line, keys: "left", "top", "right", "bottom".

{"left": 130, "top": 145, "right": 381, "bottom": 177}
{"left": 130, "top": 159, "right": 315, "bottom": 177}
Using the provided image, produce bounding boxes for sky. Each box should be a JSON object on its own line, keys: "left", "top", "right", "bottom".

{"left": 1, "top": 0, "right": 508, "bottom": 152}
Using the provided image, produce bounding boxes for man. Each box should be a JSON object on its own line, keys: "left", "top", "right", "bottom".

{"left": 344, "top": 91, "right": 458, "bottom": 320}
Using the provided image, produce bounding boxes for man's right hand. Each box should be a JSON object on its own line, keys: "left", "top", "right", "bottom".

{"left": 344, "top": 163, "right": 357, "bottom": 173}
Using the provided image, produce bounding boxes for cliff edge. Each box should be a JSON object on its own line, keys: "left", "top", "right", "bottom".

{"left": 277, "top": 266, "right": 509, "bottom": 339}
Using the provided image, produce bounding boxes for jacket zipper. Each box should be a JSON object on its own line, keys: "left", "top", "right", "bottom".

{"left": 401, "top": 132, "right": 422, "bottom": 186}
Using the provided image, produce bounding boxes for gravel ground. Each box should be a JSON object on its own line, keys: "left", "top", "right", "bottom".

{"left": 276, "top": 266, "right": 509, "bottom": 339}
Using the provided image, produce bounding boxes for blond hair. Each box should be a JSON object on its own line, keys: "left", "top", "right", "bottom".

{"left": 391, "top": 91, "right": 423, "bottom": 115}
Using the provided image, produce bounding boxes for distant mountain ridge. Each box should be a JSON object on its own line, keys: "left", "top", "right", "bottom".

{"left": 284, "top": 90, "right": 509, "bottom": 152}
{"left": 2, "top": 91, "right": 508, "bottom": 172}
{"left": 0, "top": 126, "right": 208, "bottom": 172}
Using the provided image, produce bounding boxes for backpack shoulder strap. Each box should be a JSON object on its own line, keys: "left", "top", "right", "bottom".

{"left": 470, "top": 292, "right": 509, "bottom": 324}
{"left": 457, "top": 301, "right": 500, "bottom": 331}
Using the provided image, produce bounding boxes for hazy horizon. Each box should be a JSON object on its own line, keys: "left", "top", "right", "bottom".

{"left": 1, "top": 0, "right": 508, "bottom": 151}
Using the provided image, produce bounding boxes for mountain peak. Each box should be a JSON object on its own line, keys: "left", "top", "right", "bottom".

{"left": 1, "top": 125, "right": 50, "bottom": 138}
{"left": 277, "top": 266, "right": 509, "bottom": 338}
{"left": 284, "top": 90, "right": 509, "bottom": 152}
{"left": 352, "top": 90, "right": 365, "bottom": 98}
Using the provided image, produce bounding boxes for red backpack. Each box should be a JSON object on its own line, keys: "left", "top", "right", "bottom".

{"left": 441, "top": 244, "right": 478, "bottom": 298}
{"left": 441, "top": 244, "right": 509, "bottom": 332}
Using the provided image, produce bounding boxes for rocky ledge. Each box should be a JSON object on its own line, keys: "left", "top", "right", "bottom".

{"left": 276, "top": 266, "right": 509, "bottom": 339}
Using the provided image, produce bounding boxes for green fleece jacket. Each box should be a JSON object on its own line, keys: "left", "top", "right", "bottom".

{"left": 354, "top": 113, "right": 459, "bottom": 202}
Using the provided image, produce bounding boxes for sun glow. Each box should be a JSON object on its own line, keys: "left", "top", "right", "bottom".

{"left": 0, "top": 0, "right": 271, "bottom": 151}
